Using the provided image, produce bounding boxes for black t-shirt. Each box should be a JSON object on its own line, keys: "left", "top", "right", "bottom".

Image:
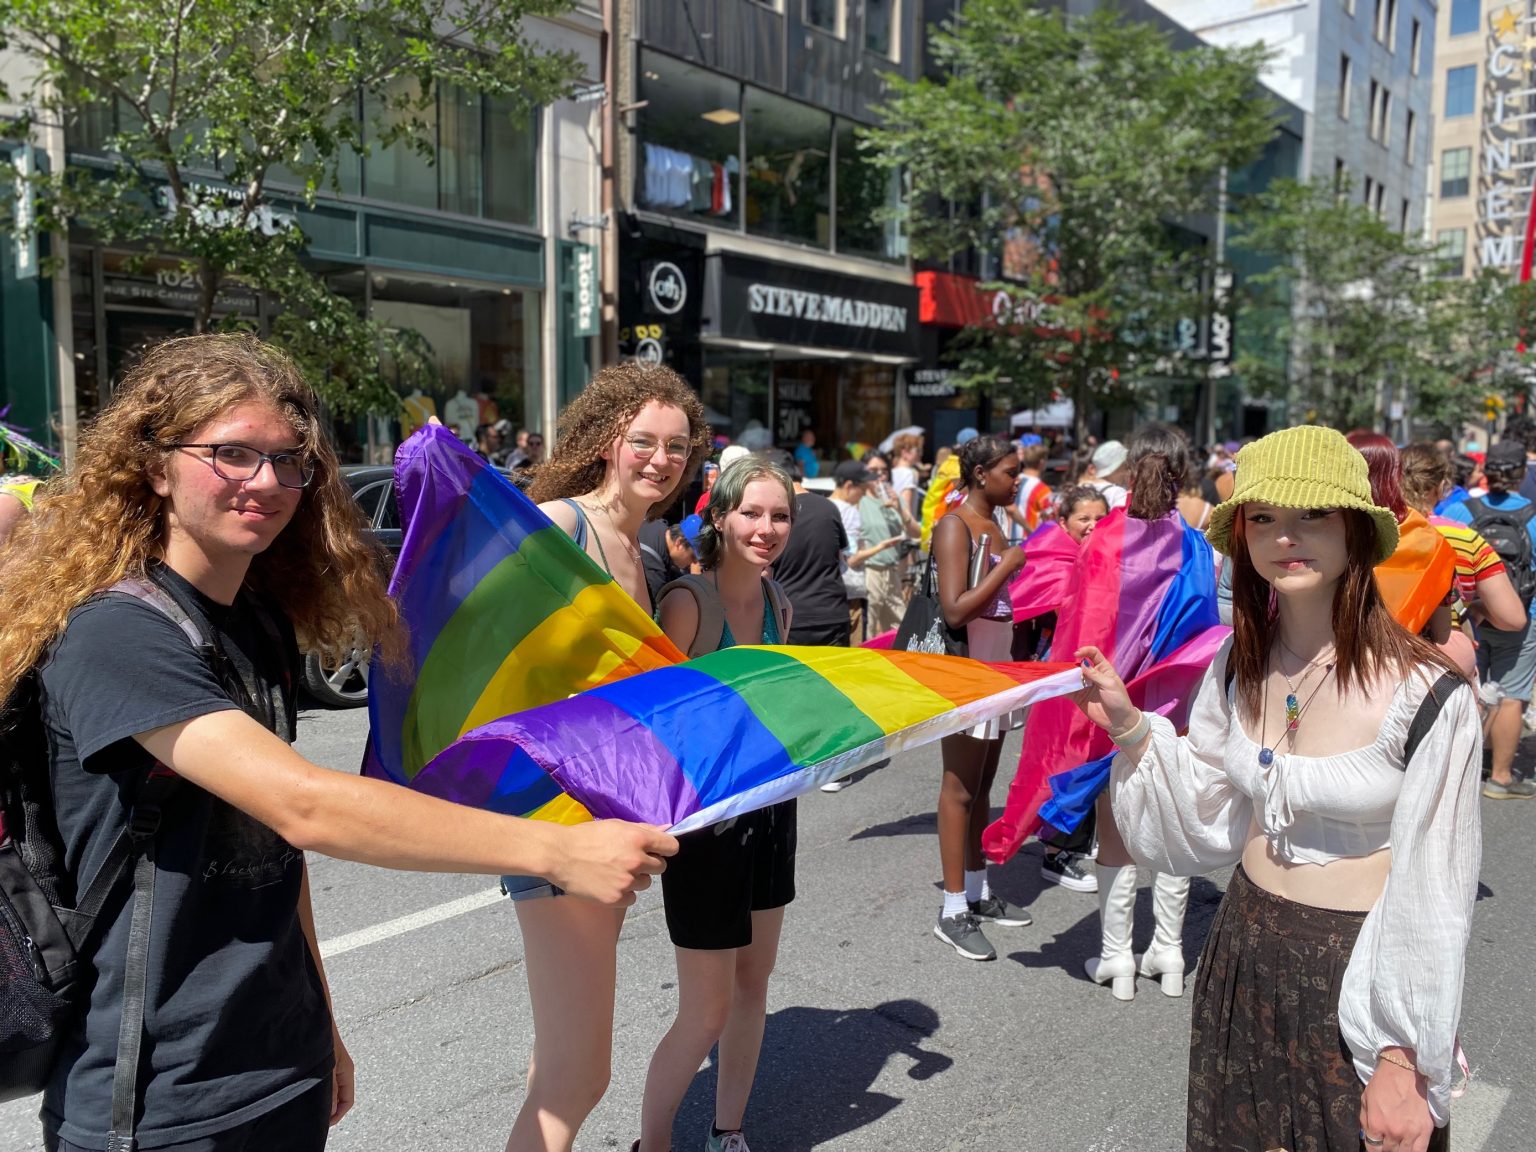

{"left": 638, "top": 518, "right": 684, "bottom": 607}
{"left": 772, "top": 492, "right": 849, "bottom": 628}
{"left": 37, "top": 567, "right": 331, "bottom": 1148}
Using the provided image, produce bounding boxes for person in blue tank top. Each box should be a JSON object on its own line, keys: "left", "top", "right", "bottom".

{"left": 635, "top": 458, "right": 797, "bottom": 1152}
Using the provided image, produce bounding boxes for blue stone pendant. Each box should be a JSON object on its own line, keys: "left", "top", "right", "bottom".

{"left": 1258, "top": 747, "right": 1275, "bottom": 767}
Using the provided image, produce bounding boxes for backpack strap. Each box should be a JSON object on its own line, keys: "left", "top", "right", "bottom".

{"left": 107, "top": 576, "right": 206, "bottom": 650}
{"left": 763, "top": 578, "right": 792, "bottom": 643}
{"left": 656, "top": 574, "right": 727, "bottom": 659}
{"left": 1402, "top": 671, "right": 1466, "bottom": 769}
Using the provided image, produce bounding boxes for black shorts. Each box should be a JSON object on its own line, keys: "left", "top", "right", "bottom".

{"left": 47, "top": 1076, "right": 331, "bottom": 1152}
{"left": 661, "top": 800, "right": 797, "bottom": 950}
{"left": 787, "top": 620, "right": 851, "bottom": 646}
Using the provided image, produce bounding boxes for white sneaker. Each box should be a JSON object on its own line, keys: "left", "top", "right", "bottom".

{"left": 820, "top": 778, "right": 848, "bottom": 792}
{"left": 1523, "top": 703, "right": 1536, "bottom": 733}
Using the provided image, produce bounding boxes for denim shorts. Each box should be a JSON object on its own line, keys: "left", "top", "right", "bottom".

{"left": 1480, "top": 618, "right": 1536, "bottom": 703}
{"left": 501, "top": 874, "right": 564, "bottom": 902}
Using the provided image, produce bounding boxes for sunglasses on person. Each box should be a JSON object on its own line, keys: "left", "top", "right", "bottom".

{"left": 526, "top": 436, "right": 544, "bottom": 448}
{"left": 166, "top": 442, "right": 316, "bottom": 489}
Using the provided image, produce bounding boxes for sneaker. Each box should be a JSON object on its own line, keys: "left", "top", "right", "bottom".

{"left": 1483, "top": 777, "right": 1536, "bottom": 799}
{"left": 933, "top": 911, "right": 997, "bottom": 961}
{"left": 969, "top": 894, "right": 1033, "bottom": 927}
{"left": 1525, "top": 704, "right": 1536, "bottom": 733}
{"left": 705, "top": 1129, "right": 751, "bottom": 1152}
{"left": 1041, "top": 851, "right": 1098, "bottom": 893}
{"left": 820, "top": 778, "right": 848, "bottom": 792}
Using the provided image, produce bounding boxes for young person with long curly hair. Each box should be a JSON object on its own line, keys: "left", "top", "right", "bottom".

{"left": 0, "top": 335, "right": 674, "bottom": 1152}
{"left": 506, "top": 361, "right": 710, "bottom": 1152}
{"left": 1079, "top": 425, "right": 1480, "bottom": 1152}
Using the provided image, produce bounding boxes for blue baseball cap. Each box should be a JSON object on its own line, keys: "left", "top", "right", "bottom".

{"left": 1016, "top": 433, "right": 1042, "bottom": 448}
{"left": 956, "top": 427, "right": 980, "bottom": 445}
{"left": 678, "top": 514, "right": 704, "bottom": 550}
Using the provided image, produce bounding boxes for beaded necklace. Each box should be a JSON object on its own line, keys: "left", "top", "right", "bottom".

{"left": 1257, "top": 654, "right": 1336, "bottom": 768}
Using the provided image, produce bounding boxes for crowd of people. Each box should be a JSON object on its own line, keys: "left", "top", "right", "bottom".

{"left": 0, "top": 333, "right": 1507, "bottom": 1152}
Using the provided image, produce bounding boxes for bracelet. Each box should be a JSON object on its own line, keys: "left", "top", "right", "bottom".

{"left": 1378, "top": 1050, "right": 1419, "bottom": 1074}
{"left": 1108, "top": 713, "right": 1151, "bottom": 749}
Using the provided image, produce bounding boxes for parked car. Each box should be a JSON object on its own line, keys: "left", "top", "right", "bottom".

{"left": 303, "top": 465, "right": 401, "bottom": 707}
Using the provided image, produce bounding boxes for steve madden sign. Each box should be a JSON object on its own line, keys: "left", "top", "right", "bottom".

{"left": 746, "top": 284, "right": 909, "bottom": 333}
{"left": 704, "top": 253, "right": 920, "bottom": 358}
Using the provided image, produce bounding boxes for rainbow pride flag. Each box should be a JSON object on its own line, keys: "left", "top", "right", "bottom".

{"left": 983, "top": 507, "right": 1227, "bottom": 862}
{"left": 365, "top": 427, "right": 1084, "bottom": 831}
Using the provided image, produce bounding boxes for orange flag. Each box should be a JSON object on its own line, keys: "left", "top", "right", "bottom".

{"left": 1375, "top": 509, "right": 1456, "bottom": 633}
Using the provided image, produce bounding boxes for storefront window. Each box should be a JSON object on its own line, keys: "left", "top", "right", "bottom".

{"left": 840, "top": 363, "right": 897, "bottom": 449}
{"left": 702, "top": 352, "right": 771, "bottom": 443}
{"left": 637, "top": 52, "right": 742, "bottom": 222}
{"left": 440, "top": 82, "right": 484, "bottom": 218}
{"left": 835, "top": 119, "right": 904, "bottom": 261}
{"left": 745, "top": 90, "right": 831, "bottom": 248}
{"left": 485, "top": 95, "right": 538, "bottom": 226}
{"left": 370, "top": 273, "right": 540, "bottom": 444}
{"left": 363, "top": 77, "right": 439, "bottom": 210}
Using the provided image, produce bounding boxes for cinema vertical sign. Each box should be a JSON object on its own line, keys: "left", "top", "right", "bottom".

{"left": 1480, "top": 3, "right": 1536, "bottom": 276}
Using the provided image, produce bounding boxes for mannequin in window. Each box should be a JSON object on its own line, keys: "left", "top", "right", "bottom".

{"left": 401, "top": 389, "right": 438, "bottom": 438}
{"left": 444, "top": 389, "right": 479, "bottom": 444}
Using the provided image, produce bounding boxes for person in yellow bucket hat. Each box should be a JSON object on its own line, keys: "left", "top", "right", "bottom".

{"left": 1074, "top": 424, "right": 1479, "bottom": 1152}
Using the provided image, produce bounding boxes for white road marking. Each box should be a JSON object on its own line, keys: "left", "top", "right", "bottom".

{"left": 1453, "top": 1080, "right": 1511, "bottom": 1152}
{"left": 318, "top": 888, "right": 504, "bottom": 959}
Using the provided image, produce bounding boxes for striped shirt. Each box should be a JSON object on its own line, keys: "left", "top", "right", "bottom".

{"left": 1431, "top": 515, "right": 1505, "bottom": 614}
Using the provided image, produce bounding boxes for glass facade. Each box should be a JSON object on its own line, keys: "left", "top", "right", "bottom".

{"left": 835, "top": 120, "right": 905, "bottom": 261}
{"left": 745, "top": 88, "right": 832, "bottom": 247}
{"left": 804, "top": 0, "right": 840, "bottom": 35}
{"left": 637, "top": 55, "right": 742, "bottom": 220}
{"left": 866, "top": 0, "right": 897, "bottom": 57}
{"left": 1449, "top": 0, "right": 1480, "bottom": 36}
{"left": 364, "top": 78, "right": 439, "bottom": 211}
{"left": 1437, "top": 228, "right": 1467, "bottom": 276}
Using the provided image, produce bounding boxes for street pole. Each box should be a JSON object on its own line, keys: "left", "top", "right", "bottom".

{"left": 1203, "top": 165, "right": 1229, "bottom": 448}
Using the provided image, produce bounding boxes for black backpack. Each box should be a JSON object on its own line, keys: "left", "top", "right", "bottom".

{"left": 0, "top": 576, "right": 209, "bottom": 1134}
{"left": 1462, "top": 496, "right": 1536, "bottom": 604}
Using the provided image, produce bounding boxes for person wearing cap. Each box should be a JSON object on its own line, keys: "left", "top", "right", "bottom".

{"left": 637, "top": 515, "right": 701, "bottom": 606}
{"left": 1083, "top": 439, "right": 1130, "bottom": 509}
{"left": 1439, "top": 437, "right": 1536, "bottom": 798}
{"left": 1077, "top": 425, "right": 1479, "bottom": 1152}
{"left": 829, "top": 460, "right": 905, "bottom": 643}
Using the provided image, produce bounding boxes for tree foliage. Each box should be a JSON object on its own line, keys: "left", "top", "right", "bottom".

{"left": 863, "top": 0, "right": 1278, "bottom": 441}
{"left": 0, "top": 0, "right": 579, "bottom": 415}
{"left": 1231, "top": 178, "right": 1536, "bottom": 434}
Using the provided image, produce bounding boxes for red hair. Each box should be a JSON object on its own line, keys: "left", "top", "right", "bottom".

{"left": 1228, "top": 508, "right": 1460, "bottom": 716}
{"left": 1345, "top": 429, "right": 1407, "bottom": 522}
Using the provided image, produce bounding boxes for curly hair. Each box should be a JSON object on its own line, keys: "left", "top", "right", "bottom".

{"left": 527, "top": 361, "right": 709, "bottom": 514}
{"left": 0, "top": 333, "right": 399, "bottom": 704}
{"left": 889, "top": 433, "right": 923, "bottom": 463}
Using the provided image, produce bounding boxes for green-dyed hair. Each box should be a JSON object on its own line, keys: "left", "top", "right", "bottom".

{"left": 695, "top": 458, "right": 796, "bottom": 569}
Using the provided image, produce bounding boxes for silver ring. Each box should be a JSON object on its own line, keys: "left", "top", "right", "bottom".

{"left": 1362, "top": 1136, "right": 1385, "bottom": 1147}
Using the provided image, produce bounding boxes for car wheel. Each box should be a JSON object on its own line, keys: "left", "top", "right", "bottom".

{"left": 303, "top": 648, "right": 371, "bottom": 708}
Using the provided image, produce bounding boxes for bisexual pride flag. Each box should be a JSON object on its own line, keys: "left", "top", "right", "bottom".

{"left": 983, "top": 507, "right": 1228, "bottom": 863}
{"left": 365, "top": 427, "right": 1084, "bottom": 833}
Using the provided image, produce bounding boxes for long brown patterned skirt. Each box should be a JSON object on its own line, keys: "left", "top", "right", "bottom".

{"left": 1187, "top": 865, "right": 1449, "bottom": 1152}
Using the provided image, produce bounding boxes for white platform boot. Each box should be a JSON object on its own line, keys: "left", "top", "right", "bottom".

{"left": 1083, "top": 863, "right": 1138, "bottom": 1001}
{"left": 1136, "top": 871, "right": 1191, "bottom": 997}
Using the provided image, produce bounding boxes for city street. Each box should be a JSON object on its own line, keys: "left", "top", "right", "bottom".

{"left": 2, "top": 703, "right": 1530, "bottom": 1152}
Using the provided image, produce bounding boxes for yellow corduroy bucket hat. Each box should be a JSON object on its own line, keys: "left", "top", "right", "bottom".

{"left": 1204, "top": 425, "right": 1399, "bottom": 563}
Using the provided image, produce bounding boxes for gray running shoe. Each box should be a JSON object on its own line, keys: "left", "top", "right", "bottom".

{"left": 1483, "top": 777, "right": 1536, "bottom": 799}
{"left": 704, "top": 1129, "right": 751, "bottom": 1152}
{"left": 934, "top": 912, "right": 997, "bottom": 960}
{"left": 969, "top": 895, "right": 1033, "bottom": 927}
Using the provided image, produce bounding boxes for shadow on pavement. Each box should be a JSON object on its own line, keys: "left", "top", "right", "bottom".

{"left": 674, "top": 999, "right": 952, "bottom": 1149}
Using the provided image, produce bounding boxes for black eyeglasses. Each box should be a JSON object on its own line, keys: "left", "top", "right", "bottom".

{"left": 166, "top": 442, "right": 315, "bottom": 489}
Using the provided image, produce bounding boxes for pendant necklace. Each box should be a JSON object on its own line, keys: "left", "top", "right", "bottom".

{"left": 1258, "top": 652, "right": 1335, "bottom": 768}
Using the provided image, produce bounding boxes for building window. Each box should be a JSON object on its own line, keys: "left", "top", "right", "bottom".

{"left": 1400, "top": 198, "right": 1410, "bottom": 232}
{"left": 1367, "top": 80, "right": 1389, "bottom": 143}
{"left": 1335, "top": 157, "right": 1349, "bottom": 198}
{"left": 1446, "top": 65, "right": 1477, "bottom": 117}
{"left": 1405, "top": 109, "right": 1416, "bottom": 163}
{"left": 1379, "top": 89, "right": 1392, "bottom": 147}
{"left": 835, "top": 119, "right": 904, "bottom": 260}
{"left": 1373, "top": 0, "right": 1390, "bottom": 44}
{"left": 1343, "top": 0, "right": 1355, "bottom": 13}
{"left": 1449, "top": 0, "right": 1481, "bottom": 36}
{"left": 1364, "top": 175, "right": 1376, "bottom": 207}
{"left": 1373, "top": 181, "right": 1385, "bottom": 217}
{"left": 1437, "top": 228, "right": 1467, "bottom": 276}
{"left": 364, "top": 78, "right": 440, "bottom": 211}
{"left": 745, "top": 89, "right": 832, "bottom": 247}
{"left": 636, "top": 51, "right": 743, "bottom": 223}
{"left": 805, "top": 0, "right": 842, "bottom": 36}
{"left": 485, "top": 96, "right": 538, "bottom": 226}
{"left": 1339, "top": 54, "right": 1353, "bottom": 119}
{"left": 1411, "top": 19, "right": 1422, "bottom": 74}
{"left": 865, "top": 0, "right": 898, "bottom": 58}
{"left": 1441, "top": 147, "right": 1472, "bottom": 198}
{"left": 440, "top": 82, "right": 484, "bottom": 218}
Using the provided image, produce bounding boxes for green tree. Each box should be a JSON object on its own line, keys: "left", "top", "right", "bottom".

{"left": 863, "top": 0, "right": 1277, "bottom": 443}
{"left": 0, "top": 0, "right": 578, "bottom": 415}
{"left": 1230, "top": 179, "right": 1535, "bottom": 434}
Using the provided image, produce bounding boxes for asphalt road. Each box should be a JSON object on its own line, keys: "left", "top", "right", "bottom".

{"left": 2, "top": 705, "right": 1531, "bottom": 1151}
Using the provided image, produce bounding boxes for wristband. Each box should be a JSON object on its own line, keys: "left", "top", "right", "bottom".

{"left": 1377, "top": 1050, "right": 1419, "bottom": 1074}
{"left": 1108, "top": 712, "right": 1151, "bottom": 749}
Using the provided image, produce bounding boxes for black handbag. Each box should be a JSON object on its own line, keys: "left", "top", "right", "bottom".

{"left": 892, "top": 537, "right": 969, "bottom": 658}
